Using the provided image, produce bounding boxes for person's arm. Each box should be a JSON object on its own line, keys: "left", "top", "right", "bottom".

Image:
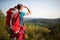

{"left": 22, "top": 17, "right": 24, "bottom": 26}
{"left": 23, "top": 6, "right": 31, "bottom": 15}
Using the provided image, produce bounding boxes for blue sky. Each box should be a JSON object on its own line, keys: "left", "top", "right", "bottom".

{"left": 0, "top": 0, "right": 60, "bottom": 19}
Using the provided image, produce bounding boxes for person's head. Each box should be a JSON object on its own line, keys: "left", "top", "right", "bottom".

{"left": 17, "top": 4, "right": 23, "bottom": 11}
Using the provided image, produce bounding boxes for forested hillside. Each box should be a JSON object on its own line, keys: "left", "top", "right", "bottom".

{"left": 0, "top": 10, "right": 60, "bottom": 40}
{"left": 0, "top": 10, "right": 9, "bottom": 40}
{"left": 25, "top": 18, "right": 60, "bottom": 40}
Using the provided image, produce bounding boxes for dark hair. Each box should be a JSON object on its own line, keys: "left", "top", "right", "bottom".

{"left": 17, "top": 4, "right": 23, "bottom": 10}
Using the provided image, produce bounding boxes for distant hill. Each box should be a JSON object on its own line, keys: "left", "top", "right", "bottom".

{"left": 25, "top": 18, "right": 60, "bottom": 27}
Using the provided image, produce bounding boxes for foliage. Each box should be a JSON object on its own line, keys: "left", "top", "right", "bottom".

{"left": 24, "top": 22, "right": 50, "bottom": 40}
{"left": 0, "top": 10, "right": 10, "bottom": 40}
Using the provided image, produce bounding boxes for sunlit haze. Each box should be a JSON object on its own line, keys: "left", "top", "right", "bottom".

{"left": 0, "top": 0, "right": 60, "bottom": 19}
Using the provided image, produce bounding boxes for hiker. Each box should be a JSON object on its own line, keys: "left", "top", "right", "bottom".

{"left": 17, "top": 4, "right": 31, "bottom": 40}
{"left": 6, "top": 4, "right": 31, "bottom": 40}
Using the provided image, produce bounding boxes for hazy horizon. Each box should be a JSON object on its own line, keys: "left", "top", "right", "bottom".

{"left": 0, "top": 0, "right": 60, "bottom": 19}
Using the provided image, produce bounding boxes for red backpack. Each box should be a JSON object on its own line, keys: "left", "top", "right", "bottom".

{"left": 10, "top": 12, "right": 20, "bottom": 33}
{"left": 6, "top": 8, "right": 13, "bottom": 26}
{"left": 6, "top": 8, "right": 20, "bottom": 33}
